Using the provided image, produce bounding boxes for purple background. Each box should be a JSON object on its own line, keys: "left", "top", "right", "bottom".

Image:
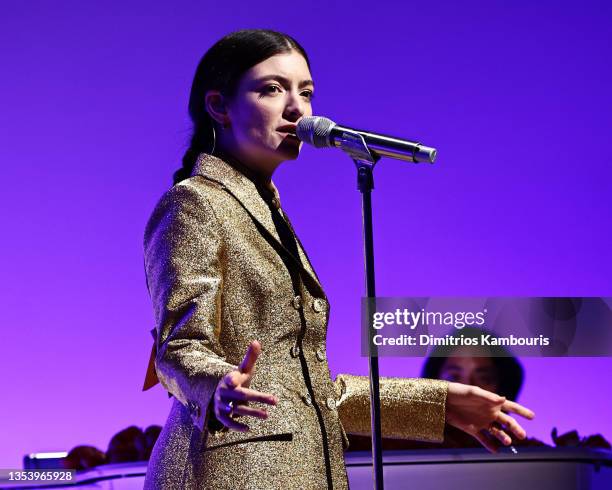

{"left": 1, "top": 0, "right": 611, "bottom": 469}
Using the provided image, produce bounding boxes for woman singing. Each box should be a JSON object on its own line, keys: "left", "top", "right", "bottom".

{"left": 142, "top": 29, "right": 535, "bottom": 489}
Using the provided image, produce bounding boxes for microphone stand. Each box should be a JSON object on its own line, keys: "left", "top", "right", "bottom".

{"left": 337, "top": 131, "right": 384, "bottom": 490}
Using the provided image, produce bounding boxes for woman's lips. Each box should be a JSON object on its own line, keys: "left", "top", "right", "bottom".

{"left": 277, "top": 125, "right": 300, "bottom": 144}
{"left": 277, "top": 124, "right": 297, "bottom": 135}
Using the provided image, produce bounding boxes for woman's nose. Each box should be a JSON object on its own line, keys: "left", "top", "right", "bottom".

{"left": 283, "top": 92, "right": 305, "bottom": 120}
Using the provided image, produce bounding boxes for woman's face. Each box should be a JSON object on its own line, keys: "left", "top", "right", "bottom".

{"left": 220, "top": 50, "right": 314, "bottom": 176}
{"left": 438, "top": 347, "right": 500, "bottom": 394}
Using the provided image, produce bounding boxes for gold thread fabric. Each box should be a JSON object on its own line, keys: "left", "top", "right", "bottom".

{"left": 142, "top": 153, "right": 448, "bottom": 489}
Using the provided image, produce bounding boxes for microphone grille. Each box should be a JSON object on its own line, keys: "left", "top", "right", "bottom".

{"left": 297, "top": 116, "right": 336, "bottom": 148}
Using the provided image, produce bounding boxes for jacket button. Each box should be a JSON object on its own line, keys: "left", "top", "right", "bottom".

{"left": 290, "top": 344, "right": 301, "bottom": 358}
{"left": 271, "top": 197, "right": 280, "bottom": 209}
{"left": 316, "top": 349, "right": 326, "bottom": 362}
{"left": 326, "top": 397, "right": 336, "bottom": 410}
{"left": 302, "top": 393, "right": 312, "bottom": 406}
{"left": 312, "top": 298, "right": 326, "bottom": 313}
{"left": 292, "top": 295, "right": 302, "bottom": 310}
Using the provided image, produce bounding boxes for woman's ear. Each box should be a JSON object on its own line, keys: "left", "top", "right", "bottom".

{"left": 205, "top": 90, "right": 230, "bottom": 127}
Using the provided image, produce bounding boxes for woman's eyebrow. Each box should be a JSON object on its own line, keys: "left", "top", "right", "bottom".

{"left": 253, "top": 75, "right": 314, "bottom": 89}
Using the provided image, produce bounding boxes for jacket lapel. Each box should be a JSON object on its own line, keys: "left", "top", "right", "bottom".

{"left": 191, "top": 153, "right": 323, "bottom": 293}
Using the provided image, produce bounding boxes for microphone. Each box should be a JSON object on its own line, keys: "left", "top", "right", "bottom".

{"left": 296, "top": 116, "right": 437, "bottom": 163}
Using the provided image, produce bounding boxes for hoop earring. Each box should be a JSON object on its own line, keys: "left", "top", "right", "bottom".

{"left": 209, "top": 125, "right": 216, "bottom": 155}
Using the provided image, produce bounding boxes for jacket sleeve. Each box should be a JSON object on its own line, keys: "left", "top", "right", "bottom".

{"left": 334, "top": 374, "right": 448, "bottom": 443}
{"left": 144, "top": 180, "right": 238, "bottom": 431}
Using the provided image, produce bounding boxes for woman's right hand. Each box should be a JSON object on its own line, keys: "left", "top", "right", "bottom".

{"left": 213, "top": 340, "right": 278, "bottom": 432}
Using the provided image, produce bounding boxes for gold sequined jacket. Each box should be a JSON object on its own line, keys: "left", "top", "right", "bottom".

{"left": 142, "top": 153, "right": 448, "bottom": 489}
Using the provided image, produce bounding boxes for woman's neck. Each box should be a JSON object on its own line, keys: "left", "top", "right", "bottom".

{"left": 214, "top": 148, "right": 273, "bottom": 184}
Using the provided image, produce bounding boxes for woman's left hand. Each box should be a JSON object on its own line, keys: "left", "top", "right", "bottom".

{"left": 445, "top": 382, "right": 535, "bottom": 453}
